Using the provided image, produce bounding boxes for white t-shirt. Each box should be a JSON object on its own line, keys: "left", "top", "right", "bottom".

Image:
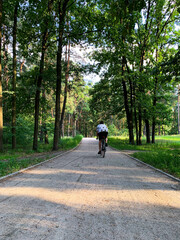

{"left": 96, "top": 124, "right": 108, "bottom": 133}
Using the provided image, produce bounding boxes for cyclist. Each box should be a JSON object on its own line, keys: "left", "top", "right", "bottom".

{"left": 96, "top": 121, "right": 108, "bottom": 154}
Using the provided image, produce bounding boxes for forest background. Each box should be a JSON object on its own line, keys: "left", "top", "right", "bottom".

{"left": 0, "top": 0, "right": 179, "bottom": 155}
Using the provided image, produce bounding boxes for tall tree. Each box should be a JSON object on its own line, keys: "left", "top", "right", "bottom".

{"left": 12, "top": 2, "right": 18, "bottom": 149}
{"left": 53, "top": 0, "right": 70, "bottom": 150}
{"left": 89, "top": 0, "right": 179, "bottom": 144}
{"left": 33, "top": 0, "right": 54, "bottom": 151}
{"left": 0, "top": 0, "right": 3, "bottom": 151}
{"left": 178, "top": 84, "right": 180, "bottom": 134}
{"left": 59, "top": 40, "right": 70, "bottom": 138}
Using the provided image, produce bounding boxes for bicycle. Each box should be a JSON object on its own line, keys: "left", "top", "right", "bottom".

{"left": 101, "top": 136, "right": 106, "bottom": 158}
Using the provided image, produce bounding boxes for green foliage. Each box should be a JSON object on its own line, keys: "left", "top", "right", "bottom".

{"left": 89, "top": 0, "right": 179, "bottom": 144}
{"left": 108, "top": 124, "right": 128, "bottom": 136}
{"left": 1, "top": 0, "right": 179, "bottom": 151}
{"left": 59, "top": 135, "right": 83, "bottom": 150}
{"left": 3, "top": 115, "right": 34, "bottom": 145}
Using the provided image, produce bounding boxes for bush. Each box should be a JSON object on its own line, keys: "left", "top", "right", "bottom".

{"left": 59, "top": 135, "right": 83, "bottom": 150}
{"left": 3, "top": 115, "right": 34, "bottom": 146}
{"left": 108, "top": 124, "right": 128, "bottom": 136}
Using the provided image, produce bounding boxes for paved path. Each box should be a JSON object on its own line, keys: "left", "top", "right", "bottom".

{"left": 0, "top": 138, "right": 180, "bottom": 240}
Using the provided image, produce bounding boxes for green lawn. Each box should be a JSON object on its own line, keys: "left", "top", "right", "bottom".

{"left": 0, "top": 135, "right": 83, "bottom": 178}
{"left": 108, "top": 135, "right": 180, "bottom": 178}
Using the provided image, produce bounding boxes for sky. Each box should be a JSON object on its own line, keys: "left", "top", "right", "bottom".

{"left": 70, "top": 45, "right": 100, "bottom": 85}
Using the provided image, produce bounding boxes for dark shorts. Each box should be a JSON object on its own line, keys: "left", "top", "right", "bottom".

{"left": 98, "top": 132, "right": 108, "bottom": 140}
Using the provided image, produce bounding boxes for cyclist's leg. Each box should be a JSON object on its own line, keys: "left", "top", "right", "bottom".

{"left": 101, "top": 138, "right": 106, "bottom": 157}
{"left": 98, "top": 133, "right": 102, "bottom": 154}
{"left": 102, "top": 138, "right": 105, "bottom": 150}
{"left": 104, "top": 132, "right": 108, "bottom": 146}
{"left": 99, "top": 139, "right": 101, "bottom": 151}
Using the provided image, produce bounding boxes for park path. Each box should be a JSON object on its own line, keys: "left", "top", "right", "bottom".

{"left": 0, "top": 138, "right": 180, "bottom": 240}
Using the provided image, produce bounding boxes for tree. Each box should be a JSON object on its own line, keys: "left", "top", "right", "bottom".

{"left": 59, "top": 35, "right": 70, "bottom": 138}
{"left": 53, "top": 0, "right": 70, "bottom": 150}
{"left": 33, "top": 0, "right": 54, "bottom": 151}
{"left": 89, "top": 0, "right": 179, "bottom": 144}
{"left": 12, "top": 1, "right": 18, "bottom": 149}
{"left": 178, "top": 84, "right": 180, "bottom": 134}
{"left": 0, "top": 0, "right": 3, "bottom": 151}
{"left": 0, "top": 0, "right": 179, "bottom": 150}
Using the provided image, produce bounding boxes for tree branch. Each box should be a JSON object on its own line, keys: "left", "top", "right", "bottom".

{"left": 66, "top": 0, "right": 76, "bottom": 10}
{"left": 64, "top": 29, "right": 103, "bottom": 39}
{"left": 157, "top": 8, "right": 175, "bottom": 39}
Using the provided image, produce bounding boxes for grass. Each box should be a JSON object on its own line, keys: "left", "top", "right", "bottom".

{"left": 108, "top": 135, "right": 180, "bottom": 178}
{"left": 0, "top": 157, "right": 47, "bottom": 177}
{"left": 0, "top": 135, "right": 83, "bottom": 178}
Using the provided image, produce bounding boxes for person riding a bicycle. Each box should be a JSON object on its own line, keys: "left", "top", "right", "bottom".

{"left": 96, "top": 121, "right": 108, "bottom": 154}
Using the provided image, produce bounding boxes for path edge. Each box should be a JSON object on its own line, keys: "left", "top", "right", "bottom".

{"left": 109, "top": 146, "right": 180, "bottom": 183}
{"left": 0, "top": 140, "right": 83, "bottom": 182}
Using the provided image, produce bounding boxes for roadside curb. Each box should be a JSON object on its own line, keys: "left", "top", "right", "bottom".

{"left": 109, "top": 146, "right": 180, "bottom": 183}
{"left": 0, "top": 140, "right": 82, "bottom": 183}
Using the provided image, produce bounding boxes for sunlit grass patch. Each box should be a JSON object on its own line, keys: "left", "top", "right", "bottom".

{"left": 155, "top": 135, "right": 180, "bottom": 142}
{"left": 108, "top": 135, "right": 180, "bottom": 178}
{"left": 0, "top": 158, "right": 44, "bottom": 177}
{"left": 133, "top": 150, "right": 180, "bottom": 178}
{"left": 0, "top": 135, "right": 83, "bottom": 178}
{"left": 59, "top": 135, "right": 83, "bottom": 150}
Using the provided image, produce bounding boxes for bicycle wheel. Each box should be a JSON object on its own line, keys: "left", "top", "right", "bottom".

{"left": 102, "top": 150, "right": 105, "bottom": 158}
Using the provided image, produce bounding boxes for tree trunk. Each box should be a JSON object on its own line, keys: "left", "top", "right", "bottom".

{"left": 33, "top": 0, "right": 54, "bottom": 151}
{"left": 3, "top": 25, "right": 9, "bottom": 89}
{"left": 122, "top": 56, "right": 134, "bottom": 144}
{"left": 152, "top": 118, "right": 156, "bottom": 143}
{"left": 33, "top": 34, "right": 47, "bottom": 150}
{"left": 68, "top": 113, "right": 70, "bottom": 137}
{"left": 144, "top": 109, "right": 150, "bottom": 143}
{"left": 40, "top": 124, "right": 43, "bottom": 142}
{"left": 133, "top": 84, "right": 139, "bottom": 145}
{"left": 44, "top": 124, "right": 49, "bottom": 144}
{"left": 59, "top": 40, "right": 70, "bottom": 138}
{"left": 162, "top": 125, "right": 165, "bottom": 135}
{"left": 74, "top": 118, "right": 76, "bottom": 137}
{"left": 20, "top": 60, "right": 25, "bottom": 74}
{"left": 125, "top": 58, "right": 135, "bottom": 144}
{"left": 79, "top": 115, "right": 82, "bottom": 134}
{"left": 152, "top": 60, "right": 158, "bottom": 144}
{"left": 158, "top": 125, "right": 161, "bottom": 136}
{"left": 134, "top": 110, "right": 139, "bottom": 145}
{"left": 2, "top": 26, "right": 9, "bottom": 128}
{"left": 0, "top": 0, "right": 3, "bottom": 151}
{"left": 120, "top": 13, "right": 134, "bottom": 145}
{"left": 85, "top": 123, "right": 87, "bottom": 137}
{"left": 145, "top": 118, "right": 150, "bottom": 143}
{"left": 178, "top": 84, "right": 180, "bottom": 134}
{"left": 53, "top": 0, "right": 69, "bottom": 150}
{"left": 12, "top": 3, "right": 18, "bottom": 149}
{"left": 138, "top": 107, "right": 142, "bottom": 145}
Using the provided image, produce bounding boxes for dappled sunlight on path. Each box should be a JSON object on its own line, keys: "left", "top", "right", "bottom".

{"left": 0, "top": 186, "right": 180, "bottom": 210}
{"left": 0, "top": 138, "right": 180, "bottom": 240}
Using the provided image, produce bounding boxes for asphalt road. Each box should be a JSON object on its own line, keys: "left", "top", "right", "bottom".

{"left": 0, "top": 138, "right": 180, "bottom": 240}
